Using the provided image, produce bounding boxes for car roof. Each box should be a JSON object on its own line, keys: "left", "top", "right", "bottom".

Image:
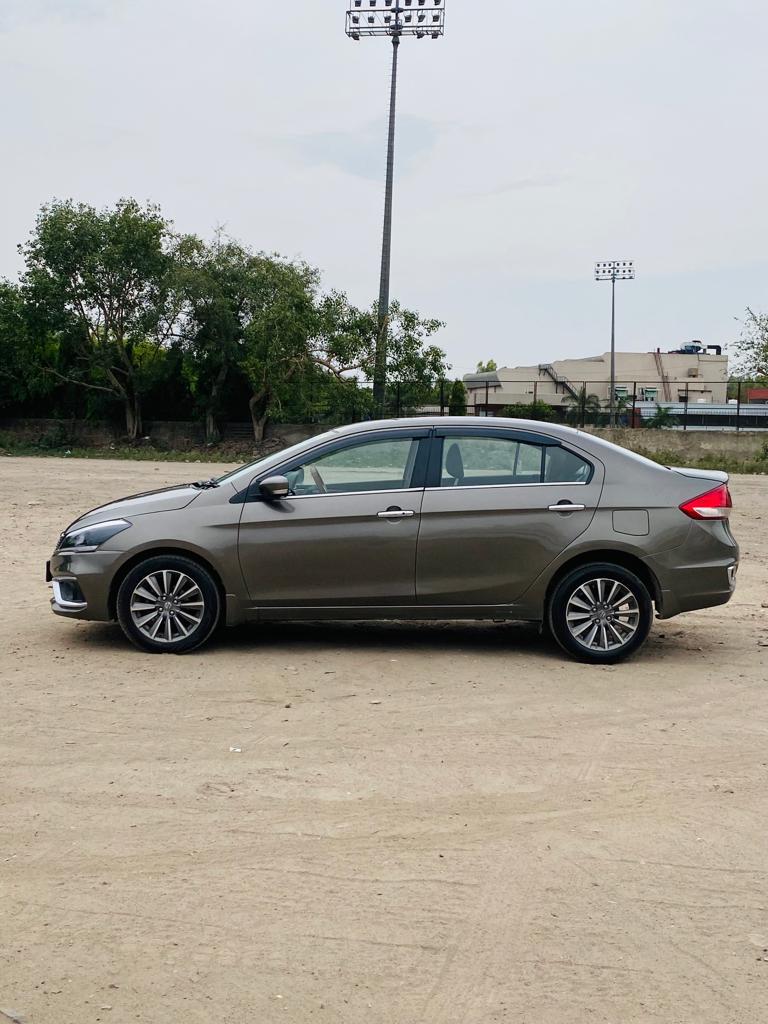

{"left": 332, "top": 416, "right": 588, "bottom": 442}
{"left": 332, "top": 417, "right": 669, "bottom": 472}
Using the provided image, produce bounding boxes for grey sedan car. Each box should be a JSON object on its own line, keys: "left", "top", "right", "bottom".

{"left": 47, "top": 418, "right": 738, "bottom": 662}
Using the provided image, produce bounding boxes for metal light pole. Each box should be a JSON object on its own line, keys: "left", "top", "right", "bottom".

{"left": 346, "top": 0, "right": 446, "bottom": 413}
{"left": 595, "top": 260, "right": 635, "bottom": 428}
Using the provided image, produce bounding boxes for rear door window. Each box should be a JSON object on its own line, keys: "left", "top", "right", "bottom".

{"left": 439, "top": 435, "right": 592, "bottom": 487}
{"left": 440, "top": 436, "right": 544, "bottom": 487}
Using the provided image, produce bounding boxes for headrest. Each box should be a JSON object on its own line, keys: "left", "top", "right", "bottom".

{"left": 445, "top": 442, "right": 464, "bottom": 481}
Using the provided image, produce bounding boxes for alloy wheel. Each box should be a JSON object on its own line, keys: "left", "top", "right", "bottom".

{"left": 129, "top": 570, "right": 205, "bottom": 644}
{"left": 565, "top": 577, "right": 640, "bottom": 652}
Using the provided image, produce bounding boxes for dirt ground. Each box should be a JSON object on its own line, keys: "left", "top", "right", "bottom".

{"left": 2, "top": 457, "right": 767, "bottom": 1024}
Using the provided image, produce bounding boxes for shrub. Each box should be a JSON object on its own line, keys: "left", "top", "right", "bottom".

{"left": 501, "top": 400, "right": 556, "bottom": 422}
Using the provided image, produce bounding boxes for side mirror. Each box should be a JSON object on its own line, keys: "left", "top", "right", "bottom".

{"left": 259, "top": 475, "right": 290, "bottom": 501}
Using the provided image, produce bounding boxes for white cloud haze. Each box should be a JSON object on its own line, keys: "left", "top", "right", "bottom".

{"left": 1, "top": 0, "right": 766, "bottom": 373}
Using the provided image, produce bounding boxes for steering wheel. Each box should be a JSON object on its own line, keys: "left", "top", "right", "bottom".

{"left": 310, "top": 465, "right": 327, "bottom": 494}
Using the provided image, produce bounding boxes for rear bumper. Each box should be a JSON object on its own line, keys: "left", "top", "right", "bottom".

{"left": 646, "top": 521, "right": 739, "bottom": 619}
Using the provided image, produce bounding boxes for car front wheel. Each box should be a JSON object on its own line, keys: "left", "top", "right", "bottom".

{"left": 116, "top": 555, "right": 221, "bottom": 654}
{"left": 547, "top": 563, "right": 653, "bottom": 663}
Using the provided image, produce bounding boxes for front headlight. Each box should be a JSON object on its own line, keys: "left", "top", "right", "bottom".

{"left": 57, "top": 519, "right": 132, "bottom": 553}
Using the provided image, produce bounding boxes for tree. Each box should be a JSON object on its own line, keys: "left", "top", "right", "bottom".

{"left": 501, "top": 400, "right": 556, "bottom": 422}
{"left": 177, "top": 236, "right": 258, "bottom": 443}
{"left": 563, "top": 385, "right": 602, "bottom": 425}
{"left": 733, "top": 308, "right": 768, "bottom": 380}
{"left": 4, "top": 198, "right": 450, "bottom": 440}
{"left": 0, "top": 280, "right": 53, "bottom": 409}
{"left": 448, "top": 378, "right": 467, "bottom": 415}
{"left": 476, "top": 359, "right": 497, "bottom": 373}
{"left": 180, "top": 243, "right": 449, "bottom": 440}
{"left": 309, "top": 295, "right": 448, "bottom": 416}
{"left": 381, "top": 302, "right": 448, "bottom": 403}
{"left": 311, "top": 297, "right": 446, "bottom": 387}
{"left": 238, "top": 256, "right": 319, "bottom": 442}
{"left": 19, "top": 198, "right": 183, "bottom": 440}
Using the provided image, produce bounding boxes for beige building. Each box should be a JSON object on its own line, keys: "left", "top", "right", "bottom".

{"left": 463, "top": 344, "right": 728, "bottom": 411}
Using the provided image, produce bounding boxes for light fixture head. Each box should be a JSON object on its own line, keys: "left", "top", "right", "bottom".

{"left": 345, "top": 0, "right": 445, "bottom": 38}
{"left": 594, "top": 259, "right": 636, "bottom": 281}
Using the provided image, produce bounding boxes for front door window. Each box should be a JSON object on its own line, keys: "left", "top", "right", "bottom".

{"left": 286, "top": 437, "right": 420, "bottom": 496}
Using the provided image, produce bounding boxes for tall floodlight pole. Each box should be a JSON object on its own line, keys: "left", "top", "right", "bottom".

{"left": 595, "top": 260, "right": 635, "bottom": 427}
{"left": 346, "top": 0, "right": 446, "bottom": 413}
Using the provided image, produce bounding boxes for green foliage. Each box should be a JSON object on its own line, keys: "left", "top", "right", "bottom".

{"left": 563, "top": 386, "right": 602, "bottom": 425}
{"left": 312, "top": 297, "right": 447, "bottom": 390}
{"left": 501, "top": 400, "right": 556, "bottom": 422}
{"left": 237, "top": 256, "right": 319, "bottom": 440}
{"left": 448, "top": 378, "right": 467, "bottom": 415}
{"left": 4, "top": 197, "right": 449, "bottom": 439}
{"left": 0, "top": 432, "right": 251, "bottom": 463}
{"left": 733, "top": 308, "right": 768, "bottom": 380}
{"left": 0, "top": 279, "right": 55, "bottom": 408}
{"left": 175, "top": 236, "right": 253, "bottom": 441}
{"left": 645, "top": 405, "right": 677, "bottom": 429}
{"left": 19, "top": 198, "right": 182, "bottom": 439}
{"left": 475, "top": 359, "right": 497, "bottom": 373}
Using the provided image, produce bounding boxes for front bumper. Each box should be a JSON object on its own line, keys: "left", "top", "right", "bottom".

{"left": 50, "top": 576, "right": 88, "bottom": 613}
{"left": 47, "top": 549, "right": 123, "bottom": 621}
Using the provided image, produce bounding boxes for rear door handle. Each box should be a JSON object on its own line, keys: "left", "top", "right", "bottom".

{"left": 548, "top": 503, "right": 586, "bottom": 512}
{"left": 377, "top": 509, "right": 416, "bottom": 519}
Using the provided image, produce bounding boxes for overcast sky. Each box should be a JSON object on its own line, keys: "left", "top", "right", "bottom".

{"left": 1, "top": 0, "right": 766, "bottom": 374}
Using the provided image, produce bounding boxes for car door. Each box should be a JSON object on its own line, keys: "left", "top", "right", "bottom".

{"left": 237, "top": 428, "right": 431, "bottom": 610}
{"left": 416, "top": 427, "right": 604, "bottom": 607}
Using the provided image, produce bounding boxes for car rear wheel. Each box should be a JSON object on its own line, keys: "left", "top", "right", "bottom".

{"left": 116, "top": 555, "right": 221, "bottom": 654}
{"left": 547, "top": 563, "right": 653, "bottom": 663}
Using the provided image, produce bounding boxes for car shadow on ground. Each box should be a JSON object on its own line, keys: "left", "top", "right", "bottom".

{"left": 69, "top": 617, "right": 571, "bottom": 660}
{"left": 65, "top": 616, "right": 714, "bottom": 663}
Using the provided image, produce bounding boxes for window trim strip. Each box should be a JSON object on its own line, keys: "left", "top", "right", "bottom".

{"left": 423, "top": 481, "right": 590, "bottom": 492}
{"left": 254, "top": 487, "right": 425, "bottom": 502}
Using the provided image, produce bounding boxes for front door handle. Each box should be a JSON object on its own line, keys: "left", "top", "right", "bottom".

{"left": 548, "top": 502, "right": 586, "bottom": 513}
{"left": 377, "top": 508, "right": 416, "bottom": 519}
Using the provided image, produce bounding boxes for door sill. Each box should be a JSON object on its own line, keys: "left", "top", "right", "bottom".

{"left": 252, "top": 604, "right": 520, "bottom": 622}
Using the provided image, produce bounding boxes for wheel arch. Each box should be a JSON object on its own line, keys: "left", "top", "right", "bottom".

{"left": 108, "top": 546, "right": 227, "bottom": 621}
{"left": 544, "top": 549, "right": 662, "bottom": 612}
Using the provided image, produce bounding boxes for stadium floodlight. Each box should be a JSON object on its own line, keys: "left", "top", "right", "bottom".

{"left": 594, "top": 260, "right": 636, "bottom": 428}
{"left": 346, "top": 0, "right": 444, "bottom": 38}
{"left": 346, "top": 1, "right": 446, "bottom": 412}
{"left": 595, "top": 260, "right": 635, "bottom": 282}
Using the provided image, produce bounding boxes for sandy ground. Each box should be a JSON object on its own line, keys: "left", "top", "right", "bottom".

{"left": 1, "top": 456, "right": 767, "bottom": 1024}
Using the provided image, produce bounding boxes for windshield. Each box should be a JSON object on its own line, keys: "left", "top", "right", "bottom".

{"left": 215, "top": 428, "right": 342, "bottom": 488}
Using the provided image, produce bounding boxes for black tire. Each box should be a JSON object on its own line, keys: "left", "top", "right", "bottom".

{"left": 116, "top": 555, "right": 221, "bottom": 654}
{"left": 547, "top": 562, "right": 653, "bottom": 664}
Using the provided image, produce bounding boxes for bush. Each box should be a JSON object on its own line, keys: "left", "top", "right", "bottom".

{"left": 501, "top": 400, "right": 556, "bottom": 422}
{"left": 36, "top": 422, "right": 79, "bottom": 449}
{"left": 645, "top": 407, "right": 677, "bottom": 429}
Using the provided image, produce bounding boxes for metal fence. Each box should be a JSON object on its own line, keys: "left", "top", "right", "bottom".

{"left": 291, "top": 380, "right": 768, "bottom": 432}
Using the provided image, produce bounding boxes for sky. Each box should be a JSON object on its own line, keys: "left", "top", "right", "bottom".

{"left": 1, "top": 0, "right": 766, "bottom": 375}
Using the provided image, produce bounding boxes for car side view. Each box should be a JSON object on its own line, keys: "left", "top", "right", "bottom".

{"left": 47, "top": 418, "right": 739, "bottom": 662}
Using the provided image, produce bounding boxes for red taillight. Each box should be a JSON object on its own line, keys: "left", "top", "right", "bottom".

{"left": 679, "top": 484, "right": 733, "bottom": 520}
